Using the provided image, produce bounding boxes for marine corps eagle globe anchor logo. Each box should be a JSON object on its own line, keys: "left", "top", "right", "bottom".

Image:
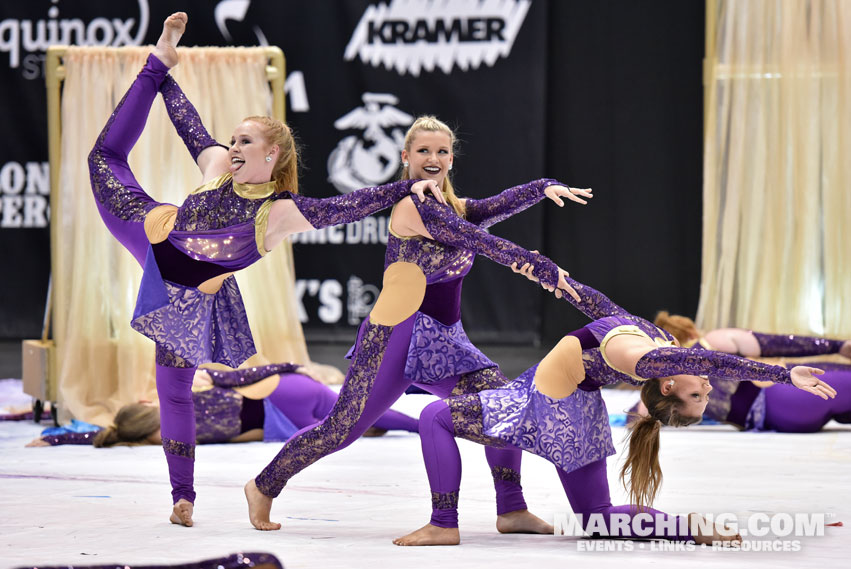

{"left": 327, "top": 93, "right": 413, "bottom": 194}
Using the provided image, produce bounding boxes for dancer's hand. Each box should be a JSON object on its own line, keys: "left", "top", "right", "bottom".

{"left": 26, "top": 438, "right": 50, "bottom": 447}
{"left": 193, "top": 369, "right": 213, "bottom": 388}
{"left": 790, "top": 366, "right": 836, "bottom": 399}
{"left": 411, "top": 180, "right": 446, "bottom": 204}
{"left": 544, "top": 184, "right": 592, "bottom": 206}
{"left": 511, "top": 259, "right": 539, "bottom": 282}
{"left": 510, "top": 260, "right": 580, "bottom": 302}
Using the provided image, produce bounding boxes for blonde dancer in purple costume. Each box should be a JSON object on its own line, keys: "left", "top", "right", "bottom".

{"left": 240, "top": 116, "right": 593, "bottom": 531}
{"left": 88, "top": 12, "right": 440, "bottom": 527}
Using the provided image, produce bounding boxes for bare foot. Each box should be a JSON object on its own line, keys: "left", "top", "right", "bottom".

{"left": 362, "top": 427, "right": 388, "bottom": 437}
{"left": 393, "top": 523, "right": 460, "bottom": 546}
{"left": 496, "top": 509, "right": 554, "bottom": 534}
{"left": 153, "top": 12, "right": 187, "bottom": 68}
{"left": 245, "top": 479, "right": 281, "bottom": 531}
{"left": 689, "top": 513, "right": 742, "bottom": 547}
{"left": 169, "top": 498, "right": 194, "bottom": 527}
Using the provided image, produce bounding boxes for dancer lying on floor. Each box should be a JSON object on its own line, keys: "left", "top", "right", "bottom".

{"left": 27, "top": 365, "right": 417, "bottom": 448}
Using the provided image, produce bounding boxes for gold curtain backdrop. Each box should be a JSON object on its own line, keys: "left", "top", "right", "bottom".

{"left": 54, "top": 47, "right": 335, "bottom": 427}
{"left": 699, "top": 0, "right": 851, "bottom": 337}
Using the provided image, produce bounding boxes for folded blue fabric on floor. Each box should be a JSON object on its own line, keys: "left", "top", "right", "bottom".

{"left": 41, "top": 419, "right": 102, "bottom": 436}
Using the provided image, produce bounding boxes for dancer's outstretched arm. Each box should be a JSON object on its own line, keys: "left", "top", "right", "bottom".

{"left": 511, "top": 261, "right": 629, "bottom": 319}
{"left": 463, "top": 179, "right": 591, "bottom": 228}
{"left": 262, "top": 179, "right": 441, "bottom": 250}
{"left": 394, "top": 196, "right": 579, "bottom": 299}
{"left": 200, "top": 362, "right": 301, "bottom": 388}
{"left": 742, "top": 331, "right": 849, "bottom": 358}
{"left": 606, "top": 336, "right": 837, "bottom": 399}
{"left": 27, "top": 432, "right": 99, "bottom": 446}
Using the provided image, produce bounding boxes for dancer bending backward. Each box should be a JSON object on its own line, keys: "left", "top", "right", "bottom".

{"left": 393, "top": 272, "right": 835, "bottom": 545}
{"left": 88, "top": 13, "right": 440, "bottom": 527}
{"left": 654, "top": 313, "right": 851, "bottom": 432}
{"left": 239, "top": 115, "right": 592, "bottom": 530}
{"left": 28, "top": 365, "right": 418, "bottom": 448}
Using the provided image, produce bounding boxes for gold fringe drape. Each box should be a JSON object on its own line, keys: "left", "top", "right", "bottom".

{"left": 698, "top": 0, "right": 851, "bottom": 336}
{"left": 53, "top": 47, "right": 326, "bottom": 426}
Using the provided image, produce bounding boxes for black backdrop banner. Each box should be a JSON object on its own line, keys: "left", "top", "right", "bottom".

{"left": 0, "top": 1, "right": 703, "bottom": 347}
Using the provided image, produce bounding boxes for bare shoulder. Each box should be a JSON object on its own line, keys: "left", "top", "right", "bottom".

{"left": 390, "top": 196, "right": 425, "bottom": 237}
{"left": 604, "top": 334, "right": 655, "bottom": 376}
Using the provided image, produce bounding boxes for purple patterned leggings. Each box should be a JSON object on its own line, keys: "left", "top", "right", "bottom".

{"left": 267, "top": 372, "right": 418, "bottom": 433}
{"left": 420, "top": 399, "right": 692, "bottom": 540}
{"left": 254, "top": 316, "right": 528, "bottom": 517}
{"left": 765, "top": 370, "right": 851, "bottom": 432}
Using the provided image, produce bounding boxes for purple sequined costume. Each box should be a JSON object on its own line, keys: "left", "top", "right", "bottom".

{"left": 418, "top": 277, "right": 804, "bottom": 533}
{"left": 41, "top": 369, "right": 417, "bottom": 446}
{"left": 252, "top": 181, "right": 569, "bottom": 518}
{"left": 88, "top": 55, "right": 421, "bottom": 506}
{"left": 688, "top": 335, "right": 851, "bottom": 432}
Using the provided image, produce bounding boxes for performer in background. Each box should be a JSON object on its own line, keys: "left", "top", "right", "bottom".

{"left": 27, "top": 365, "right": 418, "bottom": 448}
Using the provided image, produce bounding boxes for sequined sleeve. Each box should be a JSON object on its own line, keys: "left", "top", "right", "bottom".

{"left": 412, "top": 197, "right": 561, "bottom": 288}
{"left": 207, "top": 362, "right": 301, "bottom": 388}
{"left": 284, "top": 180, "right": 416, "bottom": 229}
{"left": 160, "top": 75, "right": 226, "bottom": 162}
{"left": 751, "top": 332, "right": 845, "bottom": 357}
{"left": 634, "top": 347, "right": 792, "bottom": 383}
{"left": 464, "top": 178, "right": 561, "bottom": 228}
{"left": 41, "top": 431, "right": 100, "bottom": 446}
{"left": 556, "top": 276, "right": 630, "bottom": 320}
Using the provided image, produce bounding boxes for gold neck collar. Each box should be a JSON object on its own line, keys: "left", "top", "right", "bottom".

{"left": 232, "top": 176, "right": 277, "bottom": 199}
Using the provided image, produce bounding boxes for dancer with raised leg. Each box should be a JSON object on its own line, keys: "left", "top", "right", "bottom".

{"left": 89, "top": 12, "right": 440, "bottom": 527}
{"left": 393, "top": 268, "right": 834, "bottom": 546}
{"left": 238, "top": 115, "right": 592, "bottom": 531}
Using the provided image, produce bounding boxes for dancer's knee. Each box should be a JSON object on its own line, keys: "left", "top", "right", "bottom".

{"left": 419, "top": 400, "right": 454, "bottom": 438}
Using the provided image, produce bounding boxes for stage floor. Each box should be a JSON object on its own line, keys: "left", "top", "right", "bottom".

{"left": 1, "top": 382, "right": 849, "bottom": 569}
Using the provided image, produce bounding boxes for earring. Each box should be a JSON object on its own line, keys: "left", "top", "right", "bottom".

{"left": 265, "top": 156, "right": 272, "bottom": 162}
{"left": 666, "top": 379, "right": 675, "bottom": 388}
{"left": 448, "top": 163, "right": 453, "bottom": 171}
{"left": 403, "top": 161, "right": 409, "bottom": 168}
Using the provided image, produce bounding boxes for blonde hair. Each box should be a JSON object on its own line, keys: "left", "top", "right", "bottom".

{"left": 244, "top": 116, "right": 300, "bottom": 194}
{"left": 401, "top": 115, "right": 465, "bottom": 216}
{"left": 653, "top": 311, "right": 699, "bottom": 346}
{"left": 619, "top": 378, "right": 701, "bottom": 509}
{"left": 93, "top": 403, "right": 160, "bottom": 447}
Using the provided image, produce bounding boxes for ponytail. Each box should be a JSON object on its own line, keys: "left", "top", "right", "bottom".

{"left": 93, "top": 403, "right": 161, "bottom": 447}
{"left": 93, "top": 426, "right": 121, "bottom": 448}
{"left": 620, "top": 414, "right": 662, "bottom": 510}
